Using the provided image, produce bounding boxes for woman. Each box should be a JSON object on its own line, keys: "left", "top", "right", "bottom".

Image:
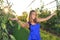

{"left": 10, "top": 10, "right": 56, "bottom": 40}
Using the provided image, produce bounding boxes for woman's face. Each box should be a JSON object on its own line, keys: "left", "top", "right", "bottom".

{"left": 31, "top": 12, "right": 36, "bottom": 20}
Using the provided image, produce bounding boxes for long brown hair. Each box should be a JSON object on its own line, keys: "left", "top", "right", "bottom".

{"left": 29, "top": 10, "right": 37, "bottom": 23}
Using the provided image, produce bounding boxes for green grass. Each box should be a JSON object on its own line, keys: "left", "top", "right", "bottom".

{"left": 13, "top": 27, "right": 60, "bottom": 40}
{"left": 40, "top": 29, "right": 60, "bottom": 40}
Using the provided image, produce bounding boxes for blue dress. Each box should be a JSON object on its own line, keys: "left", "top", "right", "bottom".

{"left": 28, "top": 22, "right": 41, "bottom": 40}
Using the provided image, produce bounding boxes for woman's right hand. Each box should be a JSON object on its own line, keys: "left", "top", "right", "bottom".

{"left": 9, "top": 18, "right": 18, "bottom": 21}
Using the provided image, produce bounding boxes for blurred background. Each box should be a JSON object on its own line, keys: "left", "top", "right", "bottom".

{"left": 0, "top": 0, "right": 60, "bottom": 40}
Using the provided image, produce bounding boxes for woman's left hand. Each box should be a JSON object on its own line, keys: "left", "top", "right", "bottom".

{"left": 51, "top": 11, "right": 56, "bottom": 16}
{"left": 51, "top": 13, "right": 56, "bottom": 16}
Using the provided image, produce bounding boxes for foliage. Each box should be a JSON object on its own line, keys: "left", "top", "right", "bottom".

{"left": 41, "top": 29, "right": 60, "bottom": 40}
{"left": 0, "top": 8, "right": 16, "bottom": 40}
{"left": 18, "top": 11, "right": 28, "bottom": 22}
{"left": 38, "top": 9, "right": 60, "bottom": 36}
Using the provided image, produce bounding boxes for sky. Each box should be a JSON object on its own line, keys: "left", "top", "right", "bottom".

{"left": 4, "top": 0, "right": 57, "bottom": 16}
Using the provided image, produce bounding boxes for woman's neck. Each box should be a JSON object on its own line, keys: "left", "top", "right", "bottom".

{"left": 31, "top": 21, "right": 36, "bottom": 25}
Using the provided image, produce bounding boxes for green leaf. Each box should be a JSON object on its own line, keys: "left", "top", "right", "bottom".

{"left": 1, "top": 23, "right": 6, "bottom": 30}
{"left": 18, "top": 24, "right": 21, "bottom": 30}
{"left": 9, "top": 34, "right": 16, "bottom": 40}
{"left": 5, "top": 29, "right": 8, "bottom": 34}
{"left": 2, "top": 33, "right": 9, "bottom": 40}
{"left": 9, "top": 21, "right": 14, "bottom": 26}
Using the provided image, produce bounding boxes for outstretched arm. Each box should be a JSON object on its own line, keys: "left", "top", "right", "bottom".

{"left": 37, "top": 12, "right": 56, "bottom": 22}
{"left": 9, "top": 18, "right": 29, "bottom": 28}
{"left": 17, "top": 19, "right": 29, "bottom": 28}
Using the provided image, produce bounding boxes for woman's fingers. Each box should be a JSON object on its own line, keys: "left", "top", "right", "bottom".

{"left": 51, "top": 10, "right": 56, "bottom": 16}
{"left": 8, "top": 18, "right": 18, "bottom": 21}
{"left": 51, "top": 13, "right": 55, "bottom": 15}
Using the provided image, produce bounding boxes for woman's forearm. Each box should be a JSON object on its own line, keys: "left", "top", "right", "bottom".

{"left": 45, "top": 14, "right": 53, "bottom": 20}
{"left": 17, "top": 20, "right": 29, "bottom": 28}
{"left": 9, "top": 17, "right": 29, "bottom": 28}
{"left": 37, "top": 14, "right": 55, "bottom": 22}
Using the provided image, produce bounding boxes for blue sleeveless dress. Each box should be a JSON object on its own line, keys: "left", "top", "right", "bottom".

{"left": 28, "top": 22, "right": 41, "bottom": 40}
